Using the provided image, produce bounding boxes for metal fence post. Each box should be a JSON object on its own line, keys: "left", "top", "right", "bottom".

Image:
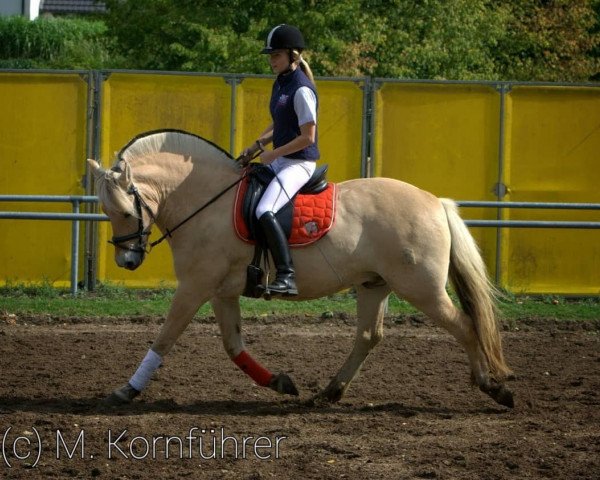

{"left": 368, "top": 79, "right": 381, "bottom": 178}
{"left": 226, "top": 75, "right": 241, "bottom": 156}
{"left": 494, "top": 83, "right": 510, "bottom": 286}
{"left": 70, "top": 199, "right": 80, "bottom": 295}
{"left": 85, "top": 70, "right": 104, "bottom": 292}
{"left": 360, "top": 77, "right": 371, "bottom": 178}
{"left": 84, "top": 70, "right": 95, "bottom": 292}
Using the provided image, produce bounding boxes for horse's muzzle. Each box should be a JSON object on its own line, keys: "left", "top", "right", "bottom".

{"left": 116, "top": 250, "right": 145, "bottom": 270}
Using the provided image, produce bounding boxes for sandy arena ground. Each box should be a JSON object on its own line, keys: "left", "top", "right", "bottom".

{"left": 0, "top": 313, "right": 599, "bottom": 479}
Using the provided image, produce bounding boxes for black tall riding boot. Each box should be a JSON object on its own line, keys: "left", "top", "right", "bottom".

{"left": 258, "top": 211, "right": 298, "bottom": 296}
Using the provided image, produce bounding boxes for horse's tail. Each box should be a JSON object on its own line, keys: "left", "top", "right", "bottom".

{"left": 440, "top": 198, "right": 512, "bottom": 381}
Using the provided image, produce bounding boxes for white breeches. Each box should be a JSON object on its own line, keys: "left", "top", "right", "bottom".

{"left": 255, "top": 157, "right": 316, "bottom": 219}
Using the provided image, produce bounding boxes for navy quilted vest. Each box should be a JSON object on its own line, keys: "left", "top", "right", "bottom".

{"left": 269, "top": 68, "right": 320, "bottom": 160}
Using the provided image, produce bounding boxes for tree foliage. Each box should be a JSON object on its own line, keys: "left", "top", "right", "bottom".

{"left": 493, "top": 0, "right": 600, "bottom": 81}
{"left": 102, "top": 0, "right": 600, "bottom": 81}
{"left": 1, "top": 1, "right": 598, "bottom": 81}
{"left": 0, "top": 15, "right": 112, "bottom": 69}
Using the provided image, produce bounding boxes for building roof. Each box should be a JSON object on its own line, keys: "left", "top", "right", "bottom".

{"left": 40, "top": 0, "right": 106, "bottom": 14}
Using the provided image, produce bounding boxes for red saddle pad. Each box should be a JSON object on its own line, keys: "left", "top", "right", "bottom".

{"left": 233, "top": 177, "right": 336, "bottom": 247}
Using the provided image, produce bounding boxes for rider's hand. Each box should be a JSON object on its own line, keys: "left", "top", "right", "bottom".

{"left": 239, "top": 149, "right": 252, "bottom": 166}
{"left": 239, "top": 140, "right": 264, "bottom": 166}
{"left": 259, "top": 150, "right": 277, "bottom": 165}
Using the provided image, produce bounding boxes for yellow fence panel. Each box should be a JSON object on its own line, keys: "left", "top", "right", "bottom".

{"left": 500, "top": 86, "right": 600, "bottom": 294}
{"left": 5, "top": 72, "right": 594, "bottom": 294}
{"left": 373, "top": 82, "right": 501, "bottom": 274}
{"left": 97, "top": 72, "right": 232, "bottom": 287}
{"left": 314, "top": 79, "right": 364, "bottom": 182}
{"left": 234, "top": 76, "right": 364, "bottom": 182}
{"left": 0, "top": 72, "right": 88, "bottom": 286}
{"left": 233, "top": 76, "right": 272, "bottom": 158}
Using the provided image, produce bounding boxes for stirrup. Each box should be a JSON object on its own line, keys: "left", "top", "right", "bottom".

{"left": 268, "top": 279, "right": 298, "bottom": 296}
{"left": 258, "top": 277, "right": 298, "bottom": 299}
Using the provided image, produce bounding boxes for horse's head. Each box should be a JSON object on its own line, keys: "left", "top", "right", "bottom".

{"left": 88, "top": 159, "right": 156, "bottom": 270}
{"left": 88, "top": 129, "right": 239, "bottom": 271}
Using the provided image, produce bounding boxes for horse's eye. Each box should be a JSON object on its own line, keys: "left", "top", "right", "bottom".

{"left": 123, "top": 213, "right": 131, "bottom": 219}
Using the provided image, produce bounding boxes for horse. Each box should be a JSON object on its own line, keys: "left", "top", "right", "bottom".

{"left": 88, "top": 129, "right": 514, "bottom": 409}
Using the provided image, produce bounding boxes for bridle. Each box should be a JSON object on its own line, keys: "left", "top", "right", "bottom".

{"left": 108, "top": 185, "right": 156, "bottom": 254}
{"left": 107, "top": 148, "right": 261, "bottom": 255}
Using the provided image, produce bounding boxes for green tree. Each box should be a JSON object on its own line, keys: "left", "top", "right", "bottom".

{"left": 590, "top": 0, "right": 600, "bottom": 79}
{"left": 0, "top": 16, "right": 113, "bottom": 69}
{"left": 5, "top": 0, "right": 598, "bottom": 81}
{"left": 104, "top": 0, "right": 268, "bottom": 72}
{"left": 104, "top": 0, "right": 512, "bottom": 78}
{"left": 491, "top": 0, "right": 600, "bottom": 81}
{"left": 356, "top": 0, "right": 509, "bottom": 79}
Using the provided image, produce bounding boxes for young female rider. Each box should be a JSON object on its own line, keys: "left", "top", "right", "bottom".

{"left": 242, "top": 24, "right": 320, "bottom": 297}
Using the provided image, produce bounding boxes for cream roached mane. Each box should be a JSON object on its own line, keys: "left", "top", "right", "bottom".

{"left": 93, "top": 130, "right": 237, "bottom": 218}
{"left": 94, "top": 128, "right": 514, "bottom": 410}
{"left": 117, "top": 129, "right": 234, "bottom": 164}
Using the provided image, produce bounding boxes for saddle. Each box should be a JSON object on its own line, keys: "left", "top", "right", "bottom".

{"left": 234, "top": 163, "right": 335, "bottom": 246}
{"left": 233, "top": 163, "right": 336, "bottom": 298}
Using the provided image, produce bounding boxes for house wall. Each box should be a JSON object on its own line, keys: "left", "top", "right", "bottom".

{"left": 0, "top": 0, "right": 41, "bottom": 19}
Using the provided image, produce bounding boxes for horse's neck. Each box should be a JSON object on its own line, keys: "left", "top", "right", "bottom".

{"left": 139, "top": 153, "right": 238, "bottom": 230}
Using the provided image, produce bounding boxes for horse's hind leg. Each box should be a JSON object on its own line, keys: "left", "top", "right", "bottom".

{"left": 211, "top": 296, "right": 299, "bottom": 396}
{"left": 314, "top": 283, "right": 391, "bottom": 403}
{"left": 403, "top": 288, "right": 507, "bottom": 404}
{"left": 418, "top": 291, "right": 487, "bottom": 375}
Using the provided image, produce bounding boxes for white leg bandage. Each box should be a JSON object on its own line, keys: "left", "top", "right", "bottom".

{"left": 129, "top": 349, "right": 162, "bottom": 392}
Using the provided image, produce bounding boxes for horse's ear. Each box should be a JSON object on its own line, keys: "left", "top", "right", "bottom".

{"left": 87, "top": 159, "right": 104, "bottom": 180}
{"left": 118, "top": 160, "right": 132, "bottom": 189}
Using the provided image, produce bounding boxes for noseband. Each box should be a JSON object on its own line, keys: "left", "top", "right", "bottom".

{"left": 109, "top": 185, "right": 156, "bottom": 254}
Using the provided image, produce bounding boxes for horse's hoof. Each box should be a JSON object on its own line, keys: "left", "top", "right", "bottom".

{"left": 323, "top": 388, "right": 343, "bottom": 403}
{"left": 269, "top": 373, "right": 299, "bottom": 396}
{"left": 308, "top": 390, "right": 341, "bottom": 407}
{"left": 306, "top": 394, "right": 325, "bottom": 407}
{"left": 310, "top": 381, "right": 346, "bottom": 405}
{"left": 481, "top": 381, "right": 514, "bottom": 408}
{"left": 494, "top": 385, "right": 515, "bottom": 408}
{"left": 104, "top": 383, "right": 140, "bottom": 405}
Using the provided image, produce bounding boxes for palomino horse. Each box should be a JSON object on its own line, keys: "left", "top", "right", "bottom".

{"left": 89, "top": 129, "right": 514, "bottom": 408}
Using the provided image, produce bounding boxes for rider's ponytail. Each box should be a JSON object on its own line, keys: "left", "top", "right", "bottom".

{"left": 291, "top": 49, "right": 315, "bottom": 85}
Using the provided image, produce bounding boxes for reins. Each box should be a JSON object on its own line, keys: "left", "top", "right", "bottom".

{"left": 148, "top": 172, "right": 247, "bottom": 250}
{"left": 111, "top": 148, "right": 262, "bottom": 254}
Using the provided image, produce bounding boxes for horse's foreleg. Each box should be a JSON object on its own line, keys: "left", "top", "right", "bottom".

{"left": 314, "top": 284, "right": 390, "bottom": 404}
{"left": 211, "top": 296, "right": 298, "bottom": 396}
{"left": 106, "top": 284, "right": 207, "bottom": 404}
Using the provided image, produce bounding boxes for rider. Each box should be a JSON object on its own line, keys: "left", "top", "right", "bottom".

{"left": 242, "top": 24, "right": 320, "bottom": 296}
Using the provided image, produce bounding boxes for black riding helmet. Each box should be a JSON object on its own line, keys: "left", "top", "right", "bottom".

{"left": 261, "top": 24, "right": 305, "bottom": 54}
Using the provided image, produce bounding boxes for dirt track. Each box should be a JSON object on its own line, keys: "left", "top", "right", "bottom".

{"left": 0, "top": 314, "right": 599, "bottom": 479}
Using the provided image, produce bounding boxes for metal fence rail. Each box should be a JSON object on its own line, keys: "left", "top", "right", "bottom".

{"left": 0, "top": 212, "right": 107, "bottom": 221}
{"left": 457, "top": 201, "right": 600, "bottom": 229}
{"left": 0, "top": 195, "right": 103, "bottom": 295}
{"left": 464, "top": 220, "right": 600, "bottom": 228}
{"left": 1, "top": 196, "right": 600, "bottom": 294}
{"left": 458, "top": 201, "right": 600, "bottom": 209}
